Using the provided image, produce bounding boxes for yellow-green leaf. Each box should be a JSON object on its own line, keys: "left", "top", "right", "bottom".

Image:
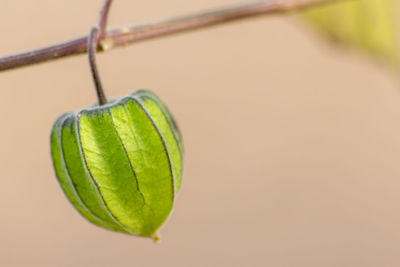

{"left": 301, "top": 0, "right": 399, "bottom": 66}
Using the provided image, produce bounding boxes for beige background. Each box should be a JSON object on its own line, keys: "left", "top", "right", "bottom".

{"left": 1, "top": 0, "right": 400, "bottom": 266}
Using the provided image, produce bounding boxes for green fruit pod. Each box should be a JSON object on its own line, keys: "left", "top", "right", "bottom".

{"left": 50, "top": 89, "right": 183, "bottom": 239}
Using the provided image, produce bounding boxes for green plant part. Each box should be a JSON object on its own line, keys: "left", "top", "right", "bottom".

{"left": 302, "top": 0, "right": 398, "bottom": 66}
{"left": 50, "top": 89, "right": 183, "bottom": 240}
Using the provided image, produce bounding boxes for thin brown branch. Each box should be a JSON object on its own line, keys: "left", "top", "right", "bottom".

{"left": 0, "top": 0, "right": 332, "bottom": 72}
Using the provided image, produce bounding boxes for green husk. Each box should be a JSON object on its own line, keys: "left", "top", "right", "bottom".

{"left": 51, "top": 90, "right": 183, "bottom": 239}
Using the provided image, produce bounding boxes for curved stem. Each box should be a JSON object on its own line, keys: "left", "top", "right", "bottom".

{"left": 98, "top": 0, "right": 114, "bottom": 40}
{"left": 88, "top": 27, "right": 107, "bottom": 105}
{"left": 0, "top": 0, "right": 334, "bottom": 72}
{"left": 86, "top": 0, "right": 113, "bottom": 105}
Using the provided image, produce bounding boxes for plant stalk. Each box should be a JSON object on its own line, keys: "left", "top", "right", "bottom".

{"left": 0, "top": 0, "right": 333, "bottom": 72}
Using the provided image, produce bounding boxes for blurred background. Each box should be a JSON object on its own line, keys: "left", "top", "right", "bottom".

{"left": 0, "top": 0, "right": 399, "bottom": 266}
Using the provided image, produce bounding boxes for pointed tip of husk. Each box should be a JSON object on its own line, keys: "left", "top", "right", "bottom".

{"left": 152, "top": 233, "right": 161, "bottom": 243}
